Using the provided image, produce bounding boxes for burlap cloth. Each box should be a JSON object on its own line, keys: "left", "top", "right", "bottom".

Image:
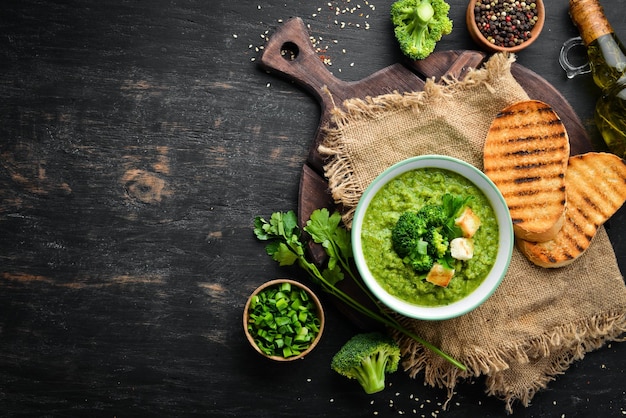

{"left": 318, "top": 53, "right": 626, "bottom": 412}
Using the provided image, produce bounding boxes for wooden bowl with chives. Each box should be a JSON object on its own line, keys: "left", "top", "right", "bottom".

{"left": 243, "top": 279, "right": 325, "bottom": 361}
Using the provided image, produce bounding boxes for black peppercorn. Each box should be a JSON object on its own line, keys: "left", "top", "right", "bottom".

{"left": 474, "top": 1, "right": 538, "bottom": 48}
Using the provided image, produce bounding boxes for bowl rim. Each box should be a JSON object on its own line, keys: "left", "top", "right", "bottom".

{"left": 466, "top": 0, "right": 545, "bottom": 53}
{"left": 351, "top": 155, "right": 514, "bottom": 321}
{"left": 243, "top": 278, "right": 325, "bottom": 361}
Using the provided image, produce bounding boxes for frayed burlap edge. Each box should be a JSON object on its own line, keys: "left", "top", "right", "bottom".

{"left": 390, "top": 309, "right": 626, "bottom": 413}
{"left": 319, "top": 53, "right": 518, "bottom": 228}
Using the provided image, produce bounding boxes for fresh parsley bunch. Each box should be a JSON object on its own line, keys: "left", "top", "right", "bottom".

{"left": 254, "top": 208, "right": 466, "bottom": 370}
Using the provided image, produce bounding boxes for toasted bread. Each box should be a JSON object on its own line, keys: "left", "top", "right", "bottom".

{"left": 483, "top": 100, "right": 570, "bottom": 242}
{"left": 517, "top": 152, "right": 626, "bottom": 268}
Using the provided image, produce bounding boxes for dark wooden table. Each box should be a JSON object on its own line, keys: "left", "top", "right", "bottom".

{"left": 1, "top": 1, "right": 624, "bottom": 417}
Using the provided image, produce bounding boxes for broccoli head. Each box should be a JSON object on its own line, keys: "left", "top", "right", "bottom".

{"left": 391, "top": 194, "right": 474, "bottom": 276}
{"left": 404, "top": 247, "right": 434, "bottom": 273}
{"left": 417, "top": 204, "right": 447, "bottom": 228}
{"left": 331, "top": 332, "right": 401, "bottom": 394}
{"left": 424, "top": 227, "right": 449, "bottom": 259}
{"left": 391, "top": 208, "right": 446, "bottom": 273}
{"left": 391, "top": 211, "right": 427, "bottom": 258}
{"left": 391, "top": 0, "right": 453, "bottom": 60}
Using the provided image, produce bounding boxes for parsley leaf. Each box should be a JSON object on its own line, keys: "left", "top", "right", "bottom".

{"left": 304, "top": 208, "right": 352, "bottom": 273}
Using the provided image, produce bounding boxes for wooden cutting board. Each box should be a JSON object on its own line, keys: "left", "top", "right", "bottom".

{"left": 259, "top": 17, "right": 594, "bottom": 327}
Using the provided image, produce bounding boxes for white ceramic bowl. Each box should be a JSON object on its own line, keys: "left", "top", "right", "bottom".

{"left": 351, "top": 155, "right": 513, "bottom": 321}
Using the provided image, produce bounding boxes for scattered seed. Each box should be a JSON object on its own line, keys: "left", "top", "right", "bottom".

{"left": 247, "top": 1, "right": 378, "bottom": 69}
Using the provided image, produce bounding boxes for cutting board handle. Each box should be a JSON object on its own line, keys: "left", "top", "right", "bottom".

{"left": 259, "top": 17, "right": 347, "bottom": 111}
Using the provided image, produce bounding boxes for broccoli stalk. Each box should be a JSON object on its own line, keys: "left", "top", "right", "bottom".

{"left": 391, "top": 0, "right": 453, "bottom": 60}
{"left": 403, "top": 1, "right": 435, "bottom": 53}
{"left": 331, "top": 332, "right": 401, "bottom": 394}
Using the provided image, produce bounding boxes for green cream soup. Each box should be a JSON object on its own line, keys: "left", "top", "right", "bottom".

{"left": 361, "top": 167, "right": 499, "bottom": 307}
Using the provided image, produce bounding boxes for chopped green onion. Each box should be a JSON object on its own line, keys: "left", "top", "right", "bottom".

{"left": 298, "top": 311, "right": 308, "bottom": 322}
{"left": 247, "top": 282, "right": 321, "bottom": 358}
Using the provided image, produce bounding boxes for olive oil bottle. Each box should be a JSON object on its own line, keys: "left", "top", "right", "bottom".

{"left": 569, "top": 0, "right": 626, "bottom": 158}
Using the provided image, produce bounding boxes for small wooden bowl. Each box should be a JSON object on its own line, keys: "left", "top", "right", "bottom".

{"left": 243, "top": 279, "right": 325, "bottom": 362}
{"left": 466, "top": 0, "right": 545, "bottom": 53}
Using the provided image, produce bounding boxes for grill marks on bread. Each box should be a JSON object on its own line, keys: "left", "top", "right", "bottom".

{"left": 483, "top": 100, "right": 570, "bottom": 242}
{"left": 483, "top": 101, "right": 626, "bottom": 268}
{"left": 517, "top": 153, "right": 626, "bottom": 268}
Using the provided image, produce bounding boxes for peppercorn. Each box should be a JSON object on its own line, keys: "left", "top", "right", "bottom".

{"left": 474, "top": 1, "right": 538, "bottom": 48}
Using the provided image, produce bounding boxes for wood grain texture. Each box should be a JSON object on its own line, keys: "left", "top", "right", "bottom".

{"left": 0, "top": 1, "right": 624, "bottom": 417}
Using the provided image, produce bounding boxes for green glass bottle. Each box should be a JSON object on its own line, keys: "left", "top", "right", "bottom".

{"left": 569, "top": 0, "right": 626, "bottom": 158}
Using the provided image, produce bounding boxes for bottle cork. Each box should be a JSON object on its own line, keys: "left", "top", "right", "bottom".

{"left": 569, "top": 0, "right": 614, "bottom": 45}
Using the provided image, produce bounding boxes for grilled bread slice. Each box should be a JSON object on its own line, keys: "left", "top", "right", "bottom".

{"left": 483, "top": 100, "right": 570, "bottom": 242}
{"left": 517, "top": 152, "right": 626, "bottom": 268}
